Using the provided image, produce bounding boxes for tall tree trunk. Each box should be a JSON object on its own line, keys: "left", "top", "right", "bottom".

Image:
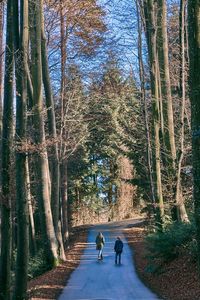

{"left": 0, "top": 2, "right": 4, "bottom": 190}
{"left": 175, "top": 0, "right": 189, "bottom": 223}
{"left": 157, "top": 0, "right": 188, "bottom": 221}
{"left": 60, "top": 163, "right": 69, "bottom": 247}
{"left": 59, "top": 0, "right": 70, "bottom": 246}
{"left": 144, "top": 0, "right": 164, "bottom": 223}
{"left": 0, "top": 1, "right": 14, "bottom": 299}
{"left": 13, "top": 0, "right": 29, "bottom": 298}
{"left": 108, "top": 160, "right": 113, "bottom": 206}
{"left": 30, "top": 0, "right": 58, "bottom": 267}
{"left": 0, "top": 1, "right": 4, "bottom": 252}
{"left": 41, "top": 0, "right": 65, "bottom": 260}
{"left": 59, "top": 0, "right": 67, "bottom": 159}
{"left": 136, "top": 0, "right": 156, "bottom": 207}
{"left": 157, "top": 0, "right": 176, "bottom": 168}
{"left": 188, "top": 0, "right": 200, "bottom": 268}
{"left": 26, "top": 157, "right": 37, "bottom": 256}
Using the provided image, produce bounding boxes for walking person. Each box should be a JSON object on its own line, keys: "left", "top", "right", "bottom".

{"left": 114, "top": 236, "right": 123, "bottom": 264}
{"left": 95, "top": 232, "right": 105, "bottom": 260}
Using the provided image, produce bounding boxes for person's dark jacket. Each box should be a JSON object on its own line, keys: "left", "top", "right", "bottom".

{"left": 114, "top": 239, "right": 123, "bottom": 253}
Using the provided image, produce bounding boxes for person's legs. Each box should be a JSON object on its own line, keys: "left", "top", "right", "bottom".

{"left": 115, "top": 253, "right": 117, "bottom": 264}
{"left": 99, "top": 248, "right": 103, "bottom": 259}
{"left": 100, "top": 248, "right": 103, "bottom": 259}
{"left": 119, "top": 252, "right": 121, "bottom": 264}
{"left": 98, "top": 249, "right": 101, "bottom": 258}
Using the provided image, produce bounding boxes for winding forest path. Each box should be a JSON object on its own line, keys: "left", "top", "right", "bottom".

{"left": 59, "top": 219, "right": 159, "bottom": 300}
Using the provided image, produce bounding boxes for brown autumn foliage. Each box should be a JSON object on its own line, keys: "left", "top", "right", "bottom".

{"left": 125, "top": 224, "right": 200, "bottom": 300}
{"left": 27, "top": 225, "right": 89, "bottom": 299}
{"left": 45, "top": 0, "right": 107, "bottom": 58}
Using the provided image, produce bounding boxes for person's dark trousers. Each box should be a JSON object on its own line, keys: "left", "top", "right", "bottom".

{"left": 115, "top": 252, "right": 121, "bottom": 264}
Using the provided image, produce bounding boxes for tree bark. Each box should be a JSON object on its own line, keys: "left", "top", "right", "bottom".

{"left": 188, "top": 0, "right": 200, "bottom": 268}
{"left": 60, "top": 163, "right": 69, "bottom": 247}
{"left": 157, "top": 0, "right": 188, "bottom": 221}
{"left": 41, "top": 0, "right": 65, "bottom": 260}
{"left": 144, "top": 0, "right": 164, "bottom": 223}
{"left": 13, "top": 0, "right": 29, "bottom": 298}
{"left": 175, "top": 0, "right": 189, "bottom": 223}
{"left": 30, "top": 0, "right": 58, "bottom": 267}
{"left": 108, "top": 160, "right": 113, "bottom": 206}
{"left": 136, "top": 0, "right": 156, "bottom": 207}
{"left": 0, "top": 1, "right": 14, "bottom": 299}
{"left": 59, "top": 0, "right": 67, "bottom": 160}
{"left": 157, "top": 0, "right": 176, "bottom": 169}
{"left": 0, "top": 1, "right": 4, "bottom": 253}
{"left": 59, "top": 0, "right": 70, "bottom": 246}
{"left": 0, "top": 2, "right": 4, "bottom": 190}
{"left": 26, "top": 157, "right": 37, "bottom": 256}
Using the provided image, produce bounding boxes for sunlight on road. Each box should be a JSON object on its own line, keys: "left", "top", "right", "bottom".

{"left": 59, "top": 219, "right": 158, "bottom": 300}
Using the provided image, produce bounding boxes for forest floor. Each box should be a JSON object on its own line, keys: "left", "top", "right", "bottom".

{"left": 27, "top": 225, "right": 90, "bottom": 300}
{"left": 28, "top": 220, "right": 200, "bottom": 300}
{"left": 124, "top": 222, "right": 200, "bottom": 300}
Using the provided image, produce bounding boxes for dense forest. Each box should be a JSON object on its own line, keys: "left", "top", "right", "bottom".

{"left": 0, "top": 0, "right": 200, "bottom": 299}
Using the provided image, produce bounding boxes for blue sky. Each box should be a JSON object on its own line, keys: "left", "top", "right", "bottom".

{"left": 45, "top": 0, "right": 145, "bottom": 91}
{"left": 68, "top": 0, "right": 142, "bottom": 85}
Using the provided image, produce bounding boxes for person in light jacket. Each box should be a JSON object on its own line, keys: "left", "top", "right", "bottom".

{"left": 95, "top": 232, "right": 105, "bottom": 260}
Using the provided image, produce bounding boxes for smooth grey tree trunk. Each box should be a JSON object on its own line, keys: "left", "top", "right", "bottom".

{"left": 26, "top": 157, "right": 37, "bottom": 256}
{"left": 175, "top": 0, "right": 189, "bottom": 223}
{"left": 60, "top": 163, "right": 69, "bottom": 247}
{"left": 59, "top": 1, "right": 70, "bottom": 247}
{"left": 157, "top": 0, "right": 176, "bottom": 168}
{"left": 136, "top": 0, "right": 156, "bottom": 207}
{"left": 157, "top": 0, "right": 188, "bottom": 221}
{"left": 30, "top": 0, "right": 58, "bottom": 267}
{"left": 143, "top": 0, "right": 164, "bottom": 224}
{"left": 41, "top": 0, "right": 66, "bottom": 260}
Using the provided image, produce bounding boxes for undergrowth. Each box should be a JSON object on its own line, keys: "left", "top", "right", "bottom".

{"left": 28, "top": 249, "right": 51, "bottom": 279}
{"left": 145, "top": 219, "right": 197, "bottom": 273}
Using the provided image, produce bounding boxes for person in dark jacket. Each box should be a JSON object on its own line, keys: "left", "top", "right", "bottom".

{"left": 95, "top": 232, "right": 105, "bottom": 260}
{"left": 114, "top": 236, "right": 123, "bottom": 264}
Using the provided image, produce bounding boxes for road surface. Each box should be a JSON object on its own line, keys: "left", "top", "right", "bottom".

{"left": 59, "top": 219, "right": 159, "bottom": 300}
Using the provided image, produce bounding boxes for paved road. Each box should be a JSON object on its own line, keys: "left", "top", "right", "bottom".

{"left": 59, "top": 219, "right": 159, "bottom": 300}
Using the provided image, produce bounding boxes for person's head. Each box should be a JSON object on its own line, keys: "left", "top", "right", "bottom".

{"left": 99, "top": 232, "right": 103, "bottom": 237}
{"left": 117, "top": 236, "right": 121, "bottom": 240}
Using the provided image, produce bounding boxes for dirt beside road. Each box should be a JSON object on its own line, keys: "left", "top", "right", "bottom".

{"left": 124, "top": 223, "right": 200, "bottom": 300}
{"left": 27, "top": 219, "right": 200, "bottom": 300}
{"left": 27, "top": 225, "right": 89, "bottom": 300}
